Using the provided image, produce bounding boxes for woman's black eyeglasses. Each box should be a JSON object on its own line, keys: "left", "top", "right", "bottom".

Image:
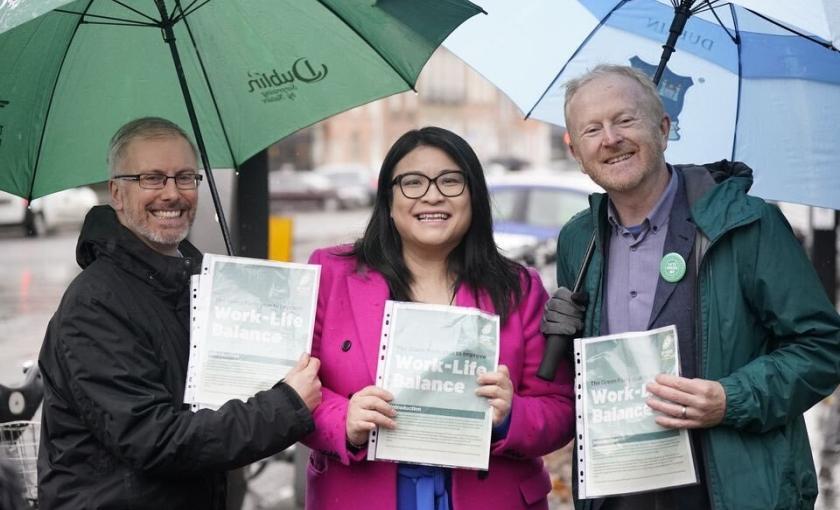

{"left": 390, "top": 171, "right": 466, "bottom": 199}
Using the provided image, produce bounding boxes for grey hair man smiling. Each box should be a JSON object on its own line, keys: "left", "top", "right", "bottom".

{"left": 107, "top": 118, "right": 201, "bottom": 256}
{"left": 38, "top": 117, "right": 322, "bottom": 509}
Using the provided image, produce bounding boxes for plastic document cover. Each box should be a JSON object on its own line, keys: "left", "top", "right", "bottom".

{"left": 574, "top": 325, "right": 698, "bottom": 499}
{"left": 184, "top": 254, "right": 320, "bottom": 410}
{"left": 367, "top": 300, "right": 500, "bottom": 470}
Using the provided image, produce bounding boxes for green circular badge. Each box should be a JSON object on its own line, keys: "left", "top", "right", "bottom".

{"left": 660, "top": 252, "right": 686, "bottom": 283}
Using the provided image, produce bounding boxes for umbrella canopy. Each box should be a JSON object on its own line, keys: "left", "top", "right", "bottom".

{"left": 0, "top": 0, "right": 482, "bottom": 197}
{"left": 445, "top": 0, "right": 840, "bottom": 210}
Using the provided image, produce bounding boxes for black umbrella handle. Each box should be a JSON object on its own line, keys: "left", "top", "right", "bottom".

{"left": 537, "top": 334, "right": 572, "bottom": 382}
{"left": 653, "top": 0, "right": 694, "bottom": 85}
{"left": 537, "top": 232, "right": 597, "bottom": 381}
{"left": 156, "top": 0, "right": 235, "bottom": 256}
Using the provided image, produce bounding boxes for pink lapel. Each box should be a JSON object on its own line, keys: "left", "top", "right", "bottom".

{"left": 346, "top": 269, "right": 390, "bottom": 381}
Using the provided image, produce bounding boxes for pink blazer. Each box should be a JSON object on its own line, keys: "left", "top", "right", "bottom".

{"left": 303, "top": 246, "right": 574, "bottom": 510}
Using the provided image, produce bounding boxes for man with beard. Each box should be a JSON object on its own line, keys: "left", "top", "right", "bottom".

{"left": 542, "top": 65, "right": 840, "bottom": 509}
{"left": 37, "top": 117, "right": 322, "bottom": 509}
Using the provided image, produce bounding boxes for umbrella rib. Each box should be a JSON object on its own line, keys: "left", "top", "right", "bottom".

{"left": 175, "top": 2, "right": 239, "bottom": 168}
{"left": 107, "top": 0, "right": 160, "bottom": 24}
{"left": 172, "top": 0, "right": 211, "bottom": 24}
{"left": 524, "top": 0, "right": 630, "bottom": 120}
{"left": 314, "top": 0, "right": 415, "bottom": 91}
{"left": 702, "top": 1, "right": 738, "bottom": 44}
{"left": 737, "top": 6, "right": 836, "bottom": 52}
{"left": 28, "top": 0, "right": 98, "bottom": 201}
{"left": 692, "top": 0, "right": 723, "bottom": 15}
{"left": 53, "top": 9, "right": 156, "bottom": 27}
{"left": 79, "top": 20, "right": 158, "bottom": 28}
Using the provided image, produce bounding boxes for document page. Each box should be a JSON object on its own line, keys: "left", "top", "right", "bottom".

{"left": 575, "top": 325, "right": 698, "bottom": 498}
{"left": 186, "top": 254, "right": 319, "bottom": 409}
{"left": 367, "top": 301, "right": 499, "bottom": 470}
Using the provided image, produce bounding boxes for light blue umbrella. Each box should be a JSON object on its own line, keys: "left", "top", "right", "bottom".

{"left": 446, "top": 0, "right": 840, "bottom": 210}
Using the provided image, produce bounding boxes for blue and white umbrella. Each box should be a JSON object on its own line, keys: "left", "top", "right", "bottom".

{"left": 445, "top": 0, "right": 840, "bottom": 209}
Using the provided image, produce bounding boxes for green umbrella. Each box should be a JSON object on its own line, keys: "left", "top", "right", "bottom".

{"left": 0, "top": 0, "right": 482, "bottom": 253}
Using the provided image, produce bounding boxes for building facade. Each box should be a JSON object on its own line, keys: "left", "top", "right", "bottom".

{"left": 268, "top": 48, "right": 566, "bottom": 174}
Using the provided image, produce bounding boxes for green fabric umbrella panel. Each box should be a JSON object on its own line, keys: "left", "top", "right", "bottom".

{"left": 0, "top": 0, "right": 482, "bottom": 252}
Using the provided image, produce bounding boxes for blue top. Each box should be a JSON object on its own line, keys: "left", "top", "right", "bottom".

{"left": 396, "top": 411, "right": 512, "bottom": 509}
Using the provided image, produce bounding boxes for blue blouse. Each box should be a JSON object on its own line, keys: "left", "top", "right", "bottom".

{"left": 396, "top": 411, "right": 512, "bottom": 510}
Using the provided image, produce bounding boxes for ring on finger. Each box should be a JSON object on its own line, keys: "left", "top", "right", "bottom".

{"left": 681, "top": 405, "right": 687, "bottom": 419}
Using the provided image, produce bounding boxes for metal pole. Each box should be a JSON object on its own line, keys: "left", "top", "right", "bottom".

{"left": 234, "top": 150, "right": 269, "bottom": 258}
{"left": 155, "top": 0, "right": 234, "bottom": 256}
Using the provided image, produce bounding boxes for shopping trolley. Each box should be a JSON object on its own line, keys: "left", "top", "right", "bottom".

{"left": 0, "top": 362, "right": 44, "bottom": 508}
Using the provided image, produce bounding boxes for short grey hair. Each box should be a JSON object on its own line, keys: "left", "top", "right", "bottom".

{"left": 107, "top": 117, "right": 198, "bottom": 177}
{"left": 563, "top": 64, "right": 665, "bottom": 129}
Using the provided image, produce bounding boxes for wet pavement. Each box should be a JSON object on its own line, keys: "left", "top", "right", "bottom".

{"left": 0, "top": 228, "right": 80, "bottom": 378}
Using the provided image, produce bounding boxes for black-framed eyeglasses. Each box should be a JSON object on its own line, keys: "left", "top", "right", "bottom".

{"left": 391, "top": 170, "right": 467, "bottom": 199}
{"left": 113, "top": 173, "right": 203, "bottom": 190}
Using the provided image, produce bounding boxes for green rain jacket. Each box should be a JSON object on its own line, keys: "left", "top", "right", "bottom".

{"left": 557, "top": 161, "right": 840, "bottom": 510}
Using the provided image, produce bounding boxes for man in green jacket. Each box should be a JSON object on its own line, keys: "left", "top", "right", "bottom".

{"left": 543, "top": 64, "right": 840, "bottom": 510}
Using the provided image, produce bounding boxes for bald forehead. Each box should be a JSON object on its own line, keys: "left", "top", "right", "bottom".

{"left": 569, "top": 74, "right": 644, "bottom": 106}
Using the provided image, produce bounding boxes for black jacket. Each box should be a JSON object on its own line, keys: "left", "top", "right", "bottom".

{"left": 38, "top": 206, "right": 314, "bottom": 509}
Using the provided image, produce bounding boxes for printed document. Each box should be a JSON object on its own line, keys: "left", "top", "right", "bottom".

{"left": 574, "top": 325, "right": 698, "bottom": 498}
{"left": 367, "top": 301, "right": 499, "bottom": 470}
{"left": 185, "top": 254, "right": 319, "bottom": 410}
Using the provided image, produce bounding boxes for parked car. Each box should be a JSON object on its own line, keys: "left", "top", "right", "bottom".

{"left": 269, "top": 169, "right": 339, "bottom": 211}
{"left": 488, "top": 171, "right": 602, "bottom": 287}
{"left": 313, "top": 164, "right": 375, "bottom": 209}
{"left": 0, "top": 186, "right": 99, "bottom": 237}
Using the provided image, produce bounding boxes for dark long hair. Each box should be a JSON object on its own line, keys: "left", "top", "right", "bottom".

{"left": 348, "top": 126, "right": 526, "bottom": 323}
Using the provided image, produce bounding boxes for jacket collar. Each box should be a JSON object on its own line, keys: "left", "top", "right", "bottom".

{"left": 682, "top": 160, "right": 763, "bottom": 243}
{"left": 76, "top": 205, "right": 202, "bottom": 300}
{"left": 588, "top": 161, "right": 763, "bottom": 247}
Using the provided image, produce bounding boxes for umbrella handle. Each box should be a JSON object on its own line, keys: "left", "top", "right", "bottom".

{"left": 653, "top": 0, "right": 694, "bottom": 85}
{"left": 536, "top": 232, "right": 596, "bottom": 381}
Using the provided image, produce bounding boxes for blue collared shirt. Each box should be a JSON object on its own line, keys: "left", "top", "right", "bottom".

{"left": 605, "top": 169, "right": 678, "bottom": 334}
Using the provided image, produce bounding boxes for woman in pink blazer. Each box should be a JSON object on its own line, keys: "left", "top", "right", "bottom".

{"left": 303, "top": 127, "right": 574, "bottom": 510}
